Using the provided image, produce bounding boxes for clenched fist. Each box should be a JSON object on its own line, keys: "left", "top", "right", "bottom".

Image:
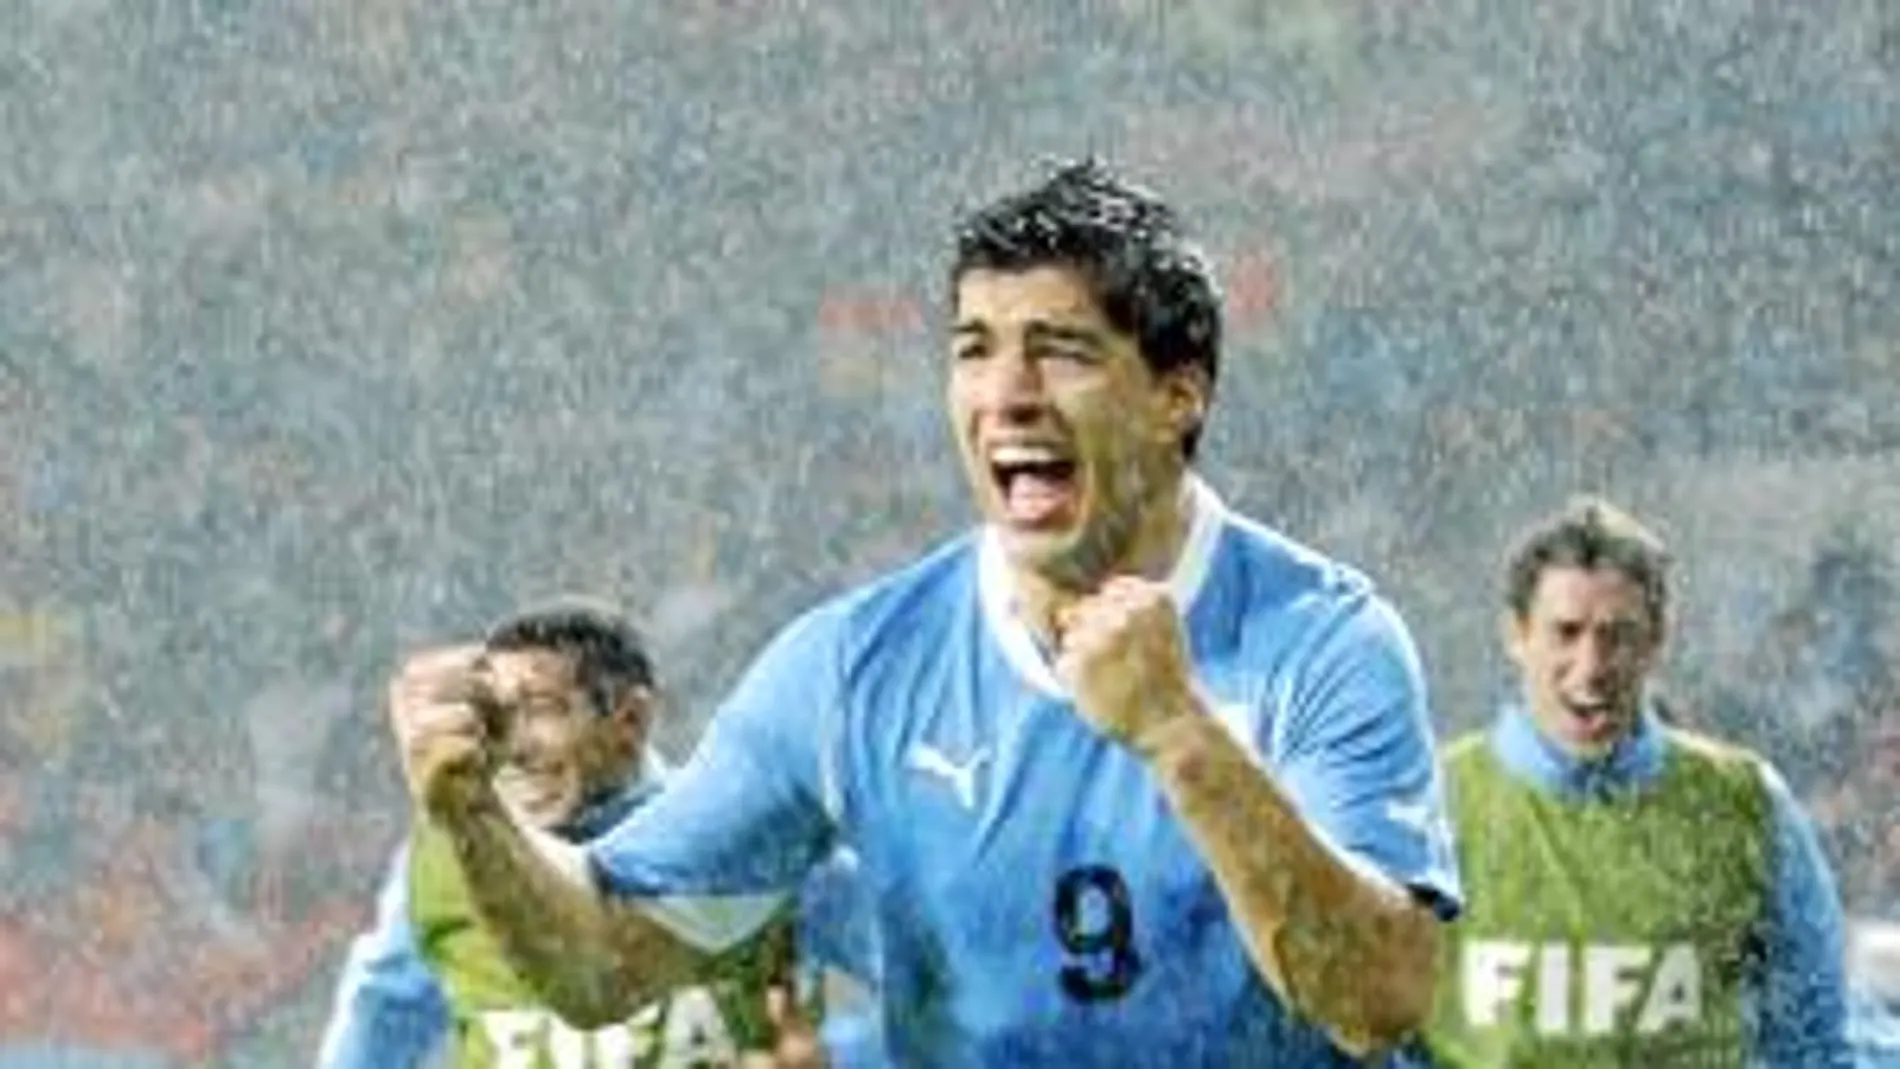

{"left": 1054, "top": 576, "right": 1198, "bottom": 751}
{"left": 387, "top": 643, "right": 503, "bottom": 820}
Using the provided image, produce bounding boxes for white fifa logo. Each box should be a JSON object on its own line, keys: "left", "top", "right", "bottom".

{"left": 1463, "top": 939, "right": 1703, "bottom": 1036}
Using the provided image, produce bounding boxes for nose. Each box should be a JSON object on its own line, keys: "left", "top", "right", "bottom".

{"left": 973, "top": 345, "right": 1048, "bottom": 423}
{"left": 1568, "top": 632, "right": 1623, "bottom": 690}
{"left": 1574, "top": 634, "right": 1603, "bottom": 672}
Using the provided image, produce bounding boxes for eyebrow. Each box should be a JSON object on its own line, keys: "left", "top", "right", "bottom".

{"left": 1026, "top": 322, "right": 1104, "bottom": 347}
{"left": 499, "top": 683, "right": 574, "bottom": 709}
{"left": 950, "top": 320, "right": 1105, "bottom": 347}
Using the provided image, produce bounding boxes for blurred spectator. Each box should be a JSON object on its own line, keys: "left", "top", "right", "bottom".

{"left": 3, "top": 0, "right": 1897, "bottom": 1060}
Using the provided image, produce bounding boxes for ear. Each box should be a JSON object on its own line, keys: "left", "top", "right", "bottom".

{"left": 1157, "top": 364, "right": 1211, "bottom": 448}
{"left": 1499, "top": 610, "right": 1528, "bottom": 669}
{"left": 606, "top": 683, "right": 657, "bottom": 747}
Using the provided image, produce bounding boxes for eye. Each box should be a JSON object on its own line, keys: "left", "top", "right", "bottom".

{"left": 1031, "top": 340, "right": 1099, "bottom": 366}
{"left": 517, "top": 695, "right": 570, "bottom": 720}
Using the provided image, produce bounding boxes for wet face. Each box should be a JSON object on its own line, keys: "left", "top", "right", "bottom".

{"left": 948, "top": 265, "right": 1204, "bottom": 590}
{"left": 1506, "top": 565, "right": 1663, "bottom": 758}
{"left": 480, "top": 649, "right": 646, "bottom": 830}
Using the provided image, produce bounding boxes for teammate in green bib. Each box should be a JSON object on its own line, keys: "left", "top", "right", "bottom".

{"left": 1423, "top": 498, "right": 1851, "bottom": 1068}
{"left": 318, "top": 600, "right": 881, "bottom": 1068}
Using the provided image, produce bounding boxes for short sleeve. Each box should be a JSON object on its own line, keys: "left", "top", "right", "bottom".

{"left": 587, "top": 605, "right": 845, "bottom": 903}
{"left": 1271, "top": 595, "right": 1463, "bottom": 919}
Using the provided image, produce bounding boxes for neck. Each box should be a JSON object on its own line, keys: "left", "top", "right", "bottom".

{"left": 1521, "top": 700, "right": 1649, "bottom": 767}
{"left": 1014, "top": 472, "right": 1195, "bottom": 644}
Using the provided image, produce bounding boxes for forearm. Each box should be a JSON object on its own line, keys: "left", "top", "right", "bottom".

{"left": 1138, "top": 711, "right": 1440, "bottom": 1055}
{"left": 436, "top": 789, "right": 710, "bottom": 1027}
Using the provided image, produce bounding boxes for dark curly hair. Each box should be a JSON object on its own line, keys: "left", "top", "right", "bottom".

{"left": 951, "top": 159, "right": 1222, "bottom": 459}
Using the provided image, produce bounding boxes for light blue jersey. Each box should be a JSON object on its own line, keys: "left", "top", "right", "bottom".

{"left": 589, "top": 480, "right": 1462, "bottom": 1067}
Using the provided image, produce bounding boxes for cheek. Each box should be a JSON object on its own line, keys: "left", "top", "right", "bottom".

{"left": 946, "top": 375, "right": 983, "bottom": 426}
{"left": 528, "top": 721, "right": 589, "bottom": 764}
{"left": 1075, "top": 397, "right": 1150, "bottom": 467}
{"left": 1542, "top": 656, "right": 1583, "bottom": 688}
{"left": 583, "top": 723, "right": 631, "bottom": 765}
{"left": 946, "top": 397, "right": 987, "bottom": 461}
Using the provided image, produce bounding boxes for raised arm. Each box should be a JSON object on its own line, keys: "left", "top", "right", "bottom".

{"left": 1237, "top": 594, "right": 1461, "bottom": 1053}
{"left": 1060, "top": 580, "right": 1459, "bottom": 1057}
{"left": 389, "top": 610, "right": 844, "bottom": 1027}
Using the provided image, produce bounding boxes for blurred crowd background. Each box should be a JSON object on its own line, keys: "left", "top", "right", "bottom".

{"left": 1, "top": 0, "right": 1896, "bottom": 1063}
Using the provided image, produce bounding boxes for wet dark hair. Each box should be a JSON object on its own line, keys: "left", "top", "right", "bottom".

{"left": 1505, "top": 496, "right": 1672, "bottom": 631}
{"left": 952, "top": 159, "right": 1222, "bottom": 459}
{"left": 484, "top": 597, "right": 654, "bottom": 718}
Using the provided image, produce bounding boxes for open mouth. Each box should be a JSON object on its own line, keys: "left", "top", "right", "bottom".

{"left": 988, "top": 443, "right": 1079, "bottom": 528}
{"left": 1558, "top": 697, "right": 1621, "bottom": 742}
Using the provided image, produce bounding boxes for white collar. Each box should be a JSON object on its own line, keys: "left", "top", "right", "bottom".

{"left": 638, "top": 746, "right": 672, "bottom": 785}
{"left": 977, "top": 475, "right": 1226, "bottom": 698}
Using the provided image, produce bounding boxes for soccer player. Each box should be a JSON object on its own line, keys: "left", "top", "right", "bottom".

{"left": 1423, "top": 498, "right": 1852, "bottom": 1067}
{"left": 386, "top": 161, "right": 1462, "bottom": 1067}
{"left": 319, "top": 600, "right": 881, "bottom": 1068}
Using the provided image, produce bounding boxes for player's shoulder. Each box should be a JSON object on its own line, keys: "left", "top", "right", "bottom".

{"left": 1662, "top": 724, "right": 1768, "bottom": 776}
{"left": 1213, "top": 504, "right": 1415, "bottom": 663}
{"left": 1441, "top": 729, "right": 1495, "bottom": 772}
{"left": 1215, "top": 505, "right": 1385, "bottom": 614}
{"left": 1660, "top": 724, "right": 1784, "bottom": 813}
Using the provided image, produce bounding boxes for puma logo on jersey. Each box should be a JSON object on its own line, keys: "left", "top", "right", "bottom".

{"left": 906, "top": 742, "right": 989, "bottom": 811}
{"left": 1463, "top": 939, "right": 1703, "bottom": 1036}
{"left": 480, "top": 985, "right": 735, "bottom": 1068}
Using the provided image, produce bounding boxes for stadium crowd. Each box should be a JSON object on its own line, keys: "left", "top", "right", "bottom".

{"left": 1, "top": 0, "right": 1896, "bottom": 1062}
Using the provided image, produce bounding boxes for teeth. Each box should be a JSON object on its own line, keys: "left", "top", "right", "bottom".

{"left": 990, "top": 444, "right": 1065, "bottom": 465}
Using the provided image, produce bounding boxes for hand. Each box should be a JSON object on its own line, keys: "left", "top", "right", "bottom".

{"left": 386, "top": 643, "right": 502, "bottom": 820}
{"left": 739, "top": 986, "right": 828, "bottom": 1069}
{"left": 1054, "top": 576, "right": 1197, "bottom": 751}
